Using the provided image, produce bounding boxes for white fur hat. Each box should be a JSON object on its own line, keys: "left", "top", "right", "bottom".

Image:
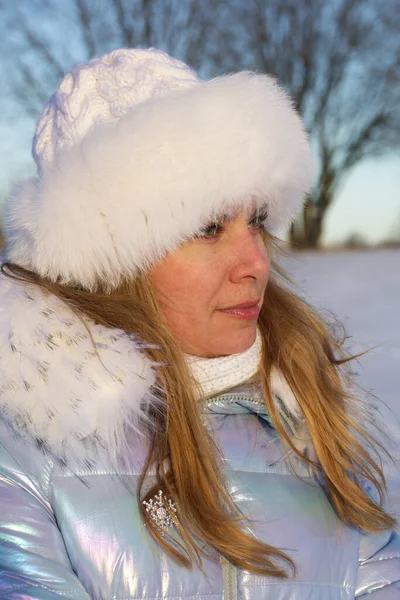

{"left": 4, "top": 48, "right": 313, "bottom": 291}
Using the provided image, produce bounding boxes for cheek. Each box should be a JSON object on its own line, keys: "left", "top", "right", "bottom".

{"left": 150, "top": 256, "right": 220, "bottom": 314}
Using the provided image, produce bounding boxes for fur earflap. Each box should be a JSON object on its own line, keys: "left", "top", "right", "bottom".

{"left": 271, "top": 366, "right": 317, "bottom": 462}
{"left": 5, "top": 72, "right": 313, "bottom": 291}
{"left": 0, "top": 275, "right": 157, "bottom": 461}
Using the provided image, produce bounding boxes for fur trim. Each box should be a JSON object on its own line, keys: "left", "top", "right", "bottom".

{"left": 271, "top": 365, "right": 303, "bottom": 421}
{"left": 5, "top": 72, "right": 313, "bottom": 291}
{"left": 271, "top": 365, "right": 317, "bottom": 462}
{"left": 0, "top": 275, "right": 157, "bottom": 461}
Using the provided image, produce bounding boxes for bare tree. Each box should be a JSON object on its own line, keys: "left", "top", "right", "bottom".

{"left": 344, "top": 233, "right": 368, "bottom": 250}
{"left": 382, "top": 211, "right": 400, "bottom": 246}
{"left": 0, "top": 0, "right": 220, "bottom": 121}
{"left": 222, "top": 0, "right": 400, "bottom": 247}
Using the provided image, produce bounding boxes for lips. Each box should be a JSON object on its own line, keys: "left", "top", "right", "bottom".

{"left": 217, "top": 299, "right": 261, "bottom": 321}
{"left": 221, "top": 299, "right": 261, "bottom": 310}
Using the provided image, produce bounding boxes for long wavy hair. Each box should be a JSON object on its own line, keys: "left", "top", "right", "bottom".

{"left": 2, "top": 231, "right": 396, "bottom": 578}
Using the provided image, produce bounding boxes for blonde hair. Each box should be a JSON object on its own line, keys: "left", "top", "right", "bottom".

{"left": 2, "top": 232, "right": 396, "bottom": 578}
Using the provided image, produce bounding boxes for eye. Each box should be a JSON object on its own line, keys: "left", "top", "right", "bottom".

{"left": 249, "top": 208, "right": 269, "bottom": 230}
{"left": 195, "top": 221, "right": 224, "bottom": 239}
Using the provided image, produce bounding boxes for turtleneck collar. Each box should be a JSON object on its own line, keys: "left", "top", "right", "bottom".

{"left": 184, "top": 329, "right": 262, "bottom": 399}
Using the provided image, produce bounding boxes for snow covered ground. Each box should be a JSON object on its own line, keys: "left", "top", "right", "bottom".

{"left": 284, "top": 248, "right": 400, "bottom": 518}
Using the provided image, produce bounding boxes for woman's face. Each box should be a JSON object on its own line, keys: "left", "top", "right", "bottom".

{"left": 149, "top": 205, "right": 270, "bottom": 357}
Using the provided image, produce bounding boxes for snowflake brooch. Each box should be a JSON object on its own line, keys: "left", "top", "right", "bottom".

{"left": 142, "top": 489, "right": 177, "bottom": 535}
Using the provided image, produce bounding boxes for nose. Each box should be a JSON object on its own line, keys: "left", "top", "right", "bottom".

{"left": 228, "top": 228, "right": 269, "bottom": 284}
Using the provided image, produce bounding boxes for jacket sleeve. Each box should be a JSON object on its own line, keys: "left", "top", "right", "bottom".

{"left": 356, "top": 529, "right": 400, "bottom": 597}
{"left": 0, "top": 438, "right": 92, "bottom": 599}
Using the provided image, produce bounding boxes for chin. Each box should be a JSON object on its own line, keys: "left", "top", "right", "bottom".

{"left": 209, "top": 325, "right": 258, "bottom": 357}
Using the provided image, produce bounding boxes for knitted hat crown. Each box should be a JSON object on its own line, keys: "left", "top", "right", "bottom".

{"left": 5, "top": 47, "right": 314, "bottom": 291}
{"left": 33, "top": 48, "right": 199, "bottom": 173}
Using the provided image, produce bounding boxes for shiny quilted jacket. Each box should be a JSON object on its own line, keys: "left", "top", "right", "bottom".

{"left": 0, "top": 382, "right": 399, "bottom": 599}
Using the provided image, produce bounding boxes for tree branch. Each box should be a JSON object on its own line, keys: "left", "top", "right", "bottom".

{"left": 75, "top": 0, "right": 97, "bottom": 58}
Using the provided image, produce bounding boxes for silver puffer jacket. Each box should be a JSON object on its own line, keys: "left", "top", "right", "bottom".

{"left": 0, "top": 276, "right": 399, "bottom": 599}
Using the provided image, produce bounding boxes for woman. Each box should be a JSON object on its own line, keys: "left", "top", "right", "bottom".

{"left": 0, "top": 48, "right": 399, "bottom": 599}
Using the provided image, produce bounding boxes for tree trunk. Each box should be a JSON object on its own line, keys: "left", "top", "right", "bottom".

{"left": 289, "top": 194, "right": 329, "bottom": 249}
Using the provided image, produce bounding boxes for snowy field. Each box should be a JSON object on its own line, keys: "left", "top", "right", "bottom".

{"left": 284, "top": 248, "right": 400, "bottom": 519}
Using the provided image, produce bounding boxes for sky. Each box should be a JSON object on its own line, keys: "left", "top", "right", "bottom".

{"left": 321, "top": 156, "right": 400, "bottom": 246}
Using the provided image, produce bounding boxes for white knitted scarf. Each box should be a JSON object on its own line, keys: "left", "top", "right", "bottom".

{"left": 185, "top": 331, "right": 315, "bottom": 458}
{"left": 185, "top": 330, "right": 303, "bottom": 424}
{"left": 185, "top": 329, "right": 262, "bottom": 399}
